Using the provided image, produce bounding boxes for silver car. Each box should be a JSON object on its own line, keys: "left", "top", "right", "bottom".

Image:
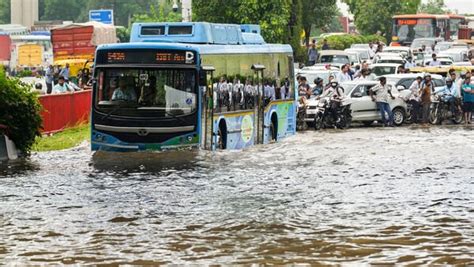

{"left": 341, "top": 80, "right": 407, "bottom": 126}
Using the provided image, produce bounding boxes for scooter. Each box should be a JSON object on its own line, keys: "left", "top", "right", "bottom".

{"left": 429, "top": 94, "right": 463, "bottom": 125}
{"left": 314, "top": 96, "right": 352, "bottom": 130}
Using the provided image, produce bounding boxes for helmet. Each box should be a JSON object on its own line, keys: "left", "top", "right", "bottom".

{"left": 314, "top": 77, "right": 323, "bottom": 85}
{"left": 330, "top": 81, "right": 338, "bottom": 88}
{"left": 35, "top": 82, "right": 42, "bottom": 90}
{"left": 445, "top": 77, "right": 453, "bottom": 83}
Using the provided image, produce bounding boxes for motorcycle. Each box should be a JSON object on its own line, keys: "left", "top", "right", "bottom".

{"left": 314, "top": 96, "right": 352, "bottom": 130}
{"left": 429, "top": 94, "right": 463, "bottom": 125}
{"left": 296, "top": 98, "right": 308, "bottom": 131}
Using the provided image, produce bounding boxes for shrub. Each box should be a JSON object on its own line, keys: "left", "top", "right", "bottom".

{"left": 317, "top": 34, "right": 386, "bottom": 50}
{"left": 0, "top": 68, "right": 42, "bottom": 156}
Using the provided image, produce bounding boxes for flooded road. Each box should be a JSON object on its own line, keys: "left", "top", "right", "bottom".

{"left": 1, "top": 126, "right": 473, "bottom": 265}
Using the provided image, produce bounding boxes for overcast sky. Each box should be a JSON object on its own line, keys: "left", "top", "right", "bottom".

{"left": 338, "top": 0, "right": 474, "bottom": 16}
{"left": 442, "top": 0, "right": 474, "bottom": 14}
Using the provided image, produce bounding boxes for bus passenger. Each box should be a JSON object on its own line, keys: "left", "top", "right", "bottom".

{"left": 244, "top": 79, "right": 255, "bottom": 109}
{"left": 111, "top": 77, "right": 137, "bottom": 102}
{"left": 139, "top": 76, "right": 157, "bottom": 106}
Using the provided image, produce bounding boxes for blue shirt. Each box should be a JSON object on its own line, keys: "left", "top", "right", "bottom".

{"left": 45, "top": 67, "right": 54, "bottom": 84}
{"left": 59, "top": 67, "right": 70, "bottom": 79}
{"left": 462, "top": 83, "right": 474, "bottom": 103}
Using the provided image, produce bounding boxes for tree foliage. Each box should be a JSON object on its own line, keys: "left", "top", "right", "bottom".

{"left": 301, "top": 0, "right": 339, "bottom": 44}
{"left": 0, "top": 69, "right": 42, "bottom": 156}
{"left": 418, "top": 0, "right": 449, "bottom": 14}
{"left": 0, "top": 0, "right": 10, "bottom": 24}
{"left": 41, "top": 0, "right": 87, "bottom": 21}
{"left": 343, "top": 0, "right": 421, "bottom": 41}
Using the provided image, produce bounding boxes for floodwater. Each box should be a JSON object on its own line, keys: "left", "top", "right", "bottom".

{"left": 1, "top": 126, "right": 473, "bottom": 265}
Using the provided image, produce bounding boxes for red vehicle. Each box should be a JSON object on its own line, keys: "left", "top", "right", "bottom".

{"left": 0, "top": 33, "right": 12, "bottom": 67}
{"left": 51, "top": 22, "right": 116, "bottom": 62}
{"left": 391, "top": 14, "right": 449, "bottom": 46}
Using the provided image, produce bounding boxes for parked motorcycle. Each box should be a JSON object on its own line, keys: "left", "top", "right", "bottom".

{"left": 314, "top": 96, "right": 352, "bottom": 130}
{"left": 429, "top": 94, "right": 463, "bottom": 125}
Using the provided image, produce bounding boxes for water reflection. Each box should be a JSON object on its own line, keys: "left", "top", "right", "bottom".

{"left": 0, "top": 127, "right": 473, "bottom": 265}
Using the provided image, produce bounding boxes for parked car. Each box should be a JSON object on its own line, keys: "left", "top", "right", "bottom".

{"left": 341, "top": 80, "right": 407, "bottom": 126}
{"left": 383, "top": 73, "right": 445, "bottom": 92}
{"left": 374, "top": 55, "right": 406, "bottom": 65}
{"left": 370, "top": 63, "right": 402, "bottom": 77}
{"left": 438, "top": 48, "right": 469, "bottom": 63}
{"left": 296, "top": 68, "right": 339, "bottom": 87}
{"left": 383, "top": 46, "right": 413, "bottom": 59}
{"left": 411, "top": 38, "right": 443, "bottom": 55}
{"left": 318, "top": 50, "right": 350, "bottom": 68}
{"left": 424, "top": 57, "right": 453, "bottom": 66}
{"left": 434, "top": 41, "right": 454, "bottom": 52}
{"left": 345, "top": 48, "right": 371, "bottom": 62}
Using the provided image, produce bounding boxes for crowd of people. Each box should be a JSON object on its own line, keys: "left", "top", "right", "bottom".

{"left": 43, "top": 64, "right": 92, "bottom": 94}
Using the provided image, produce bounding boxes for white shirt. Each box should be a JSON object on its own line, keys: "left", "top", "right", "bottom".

{"left": 337, "top": 71, "right": 352, "bottom": 83}
{"left": 408, "top": 80, "right": 421, "bottom": 101}
{"left": 429, "top": 60, "right": 441, "bottom": 66}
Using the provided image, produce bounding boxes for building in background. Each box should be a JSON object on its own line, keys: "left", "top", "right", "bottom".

{"left": 10, "top": 0, "right": 39, "bottom": 29}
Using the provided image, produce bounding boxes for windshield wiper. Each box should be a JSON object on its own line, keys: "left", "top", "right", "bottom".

{"left": 100, "top": 102, "right": 136, "bottom": 121}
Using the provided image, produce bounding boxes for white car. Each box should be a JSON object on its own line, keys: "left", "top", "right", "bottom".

{"left": 296, "top": 68, "right": 339, "bottom": 88}
{"left": 374, "top": 55, "right": 406, "bottom": 65}
{"left": 342, "top": 80, "right": 408, "bottom": 126}
{"left": 438, "top": 48, "right": 469, "bottom": 63}
{"left": 424, "top": 57, "right": 453, "bottom": 66}
{"left": 383, "top": 46, "right": 413, "bottom": 59}
{"left": 383, "top": 73, "right": 445, "bottom": 92}
{"left": 345, "top": 48, "right": 371, "bottom": 63}
{"left": 370, "top": 63, "right": 402, "bottom": 77}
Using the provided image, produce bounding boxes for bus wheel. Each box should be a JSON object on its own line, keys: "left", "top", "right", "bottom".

{"left": 270, "top": 114, "right": 278, "bottom": 141}
{"left": 218, "top": 120, "right": 227, "bottom": 149}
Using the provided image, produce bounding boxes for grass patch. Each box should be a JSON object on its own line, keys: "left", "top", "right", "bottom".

{"left": 32, "top": 124, "right": 90, "bottom": 152}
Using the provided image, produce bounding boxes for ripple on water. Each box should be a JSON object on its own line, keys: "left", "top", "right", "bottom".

{"left": 0, "top": 127, "right": 473, "bottom": 264}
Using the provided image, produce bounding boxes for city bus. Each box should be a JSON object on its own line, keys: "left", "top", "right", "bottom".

{"left": 91, "top": 22, "right": 296, "bottom": 152}
{"left": 391, "top": 14, "right": 449, "bottom": 46}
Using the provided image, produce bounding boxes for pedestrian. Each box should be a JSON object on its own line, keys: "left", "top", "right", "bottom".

{"left": 368, "top": 42, "right": 375, "bottom": 59}
{"left": 307, "top": 39, "right": 318, "bottom": 66}
{"left": 407, "top": 76, "right": 422, "bottom": 123}
{"left": 461, "top": 76, "right": 474, "bottom": 124}
{"left": 336, "top": 64, "right": 352, "bottom": 83}
{"left": 59, "top": 63, "right": 70, "bottom": 80}
{"left": 370, "top": 77, "right": 395, "bottom": 127}
{"left": 79, "top": 68, "right": 91, "bottom": 88}
{"left": 53, "top": 76, "right": 72, "bottom": 94}
{"left": 420, "top": 74, "right": 434, "bottom": 125}
{"left": 429, "top": 53, "right": 441, "bottom": 66}
{"left": 405, "top": 57, "right": 415, "bottom": 69}
{"left": 45, "top": 65, "right": 54, "bottom": 94}
{"left": 321, "top": 39, "right": 330, "bottom": 50}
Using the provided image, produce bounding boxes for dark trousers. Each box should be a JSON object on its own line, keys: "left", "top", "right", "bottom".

{"left": 46, "top": 82, "right": 53, "bottom": 94}
{"left": 409, "top": 100, "right": 420, "bottom": 123}
{"left": 376, "top": 102, "right": 393, "bottom": 125}
{"left": 422, "top": 102, "right": 431, "bottom": 123}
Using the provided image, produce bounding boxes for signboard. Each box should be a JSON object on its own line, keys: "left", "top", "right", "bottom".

{"left": 97, "top": 49, "right": 196, "bottom": 65}
{"left": 89, "top": 10, "right": 114, "bottom": 25}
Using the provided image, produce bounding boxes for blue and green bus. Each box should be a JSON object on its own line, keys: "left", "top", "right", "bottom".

{"left": 91, "top": 22, "right": 296, "bottom": 151}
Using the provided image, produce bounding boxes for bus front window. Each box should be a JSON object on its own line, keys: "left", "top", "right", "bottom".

{"left": 96, "top": 68, "right": 197, "bottom": 117}
{"left": 396, "top": 23, "right": 434, "bottom": 41}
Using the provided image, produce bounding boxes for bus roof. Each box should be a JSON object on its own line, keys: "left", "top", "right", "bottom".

{"left": 393, "top": 14, "right": 449, "bottom": 19}
{"left": 130, "top": 22, "right": 266, "bottom": 45}
{"left": 447, "top": 14, "right": 465, "bottom": 19}
{"left": 96, "top": 42, "right": 292, "bottom": 56}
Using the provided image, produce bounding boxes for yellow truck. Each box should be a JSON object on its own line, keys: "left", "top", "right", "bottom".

{"left": 17, "top": 43, "right": 43, "bottom": 67}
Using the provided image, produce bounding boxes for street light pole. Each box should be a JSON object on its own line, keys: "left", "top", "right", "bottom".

{"left": 173, "top": 0, "right": 192, "bottom": 22}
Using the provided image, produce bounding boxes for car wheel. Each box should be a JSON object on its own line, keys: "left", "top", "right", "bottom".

{"left": 392, "top": 108, "right": 405, "bottom": 126}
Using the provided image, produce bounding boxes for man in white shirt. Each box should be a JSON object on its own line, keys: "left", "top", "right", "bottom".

{"left": 429, "top": 53, "right": 441, "bottom": 66}
{"left": 53, "top": 76, "right": 72, "bottom": 94}
{"left": 336, "top": 64, "right": 352, "bottom": 83}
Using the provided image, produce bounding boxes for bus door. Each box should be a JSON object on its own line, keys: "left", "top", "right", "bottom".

{"left": 251, "top": 64, "right": 265, "bottom": 144}
{"left": 200, "top": 66, "right": 215, "bottom": 150}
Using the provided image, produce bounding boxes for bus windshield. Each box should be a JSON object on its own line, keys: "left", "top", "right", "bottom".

{"left": 449, "top": 19, "right": 462, "bottom": 39}
{"left": 95, "top": 68, "right": 197, "bottom": 117}
{"left": 394, "top": 19, "right": 435, "bottom": 42}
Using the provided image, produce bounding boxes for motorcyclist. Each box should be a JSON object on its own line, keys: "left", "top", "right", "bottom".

{"left": 298, "top": 76, "right": 311, "bottom": 105}
{"left": 318, "top": 81, "right": 345, "bottom": 123}
{"left": 312, "top": 77, "right": 324, "bottom": 97}
{"left": 434, "top": 77, "right": 456, "bottom": 114}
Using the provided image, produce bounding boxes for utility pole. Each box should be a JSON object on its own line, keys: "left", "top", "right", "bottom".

{"left": 173, "top": 0, "right": 192, "bottom": 22}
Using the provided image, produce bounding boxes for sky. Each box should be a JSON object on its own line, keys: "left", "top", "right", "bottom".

{"left": 337, "top": 0, "right": 474, "bottom": 16}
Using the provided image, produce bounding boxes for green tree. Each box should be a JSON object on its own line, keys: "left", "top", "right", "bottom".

{"left": 301, "top": 0, "right": 339, "bottom": 45}
{"left": 193, "top": 0, "right": 304, "bottom": 59}
{"left": 0, "top": 0, "right": 10, "bottom": 24}
{"left": 418, "top": 0, "right": 449, "bottom": 14}
{"left": 40, "top": 0, "right": 88, "bottom": 21}
{"left": 343, "top": 0, "right": 421, "bottom": 41}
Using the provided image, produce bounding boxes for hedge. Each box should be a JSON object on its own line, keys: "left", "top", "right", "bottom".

{"left": 316, "top": 34, "right": 386, "bottom": 51}
{"left": 0, "top": 68, "right": 42, "bottom": 156}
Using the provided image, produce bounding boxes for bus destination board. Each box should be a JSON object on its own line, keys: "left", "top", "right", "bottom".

{"left": 100, "top": 50, "right": 195, "bottom": 65}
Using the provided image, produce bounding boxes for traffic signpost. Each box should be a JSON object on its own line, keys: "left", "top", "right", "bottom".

{"left": 89, "top": 10, "right": 114, "bottom": 25}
